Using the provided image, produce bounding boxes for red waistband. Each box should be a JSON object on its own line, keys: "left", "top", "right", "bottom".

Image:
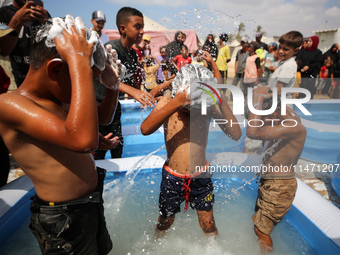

{"left": 163, "top": 161, "right": 209, "bottom": 179}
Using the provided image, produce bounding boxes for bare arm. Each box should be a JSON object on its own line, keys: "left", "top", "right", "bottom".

{"left": 211, "top": 92, "right": 242, "bottom": 140}
{"left": 246, "top": 85, "right": 305, "bottom": 140}
{"left": 8, "top": 1, "right": 48, "bottom": 33}
{"left": 202, "top": 50, "right": 221, "bottom": 80}
{"left": 97, "top": 47, "right": 121, "bottom": 125}
{"left": 149, "top": 79, "right": 173, "bottom": 98}
{"left": 119, "top": 82, "right": 156, "bottom": 107}
{"left": 141, "top": 91, "right": 189, "bottom": 135}
{"left": 0, "top": 19, "right": 98, "bottom": 152}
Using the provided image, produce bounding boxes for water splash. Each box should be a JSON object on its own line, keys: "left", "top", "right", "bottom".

{"left": 104, "top": 145, "right": 165, "bottom": 217}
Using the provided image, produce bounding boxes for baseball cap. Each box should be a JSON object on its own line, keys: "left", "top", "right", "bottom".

{"left": 143, "top": 34, "right": 150, "bottom": 42}
{"left": 92, "top": 11, "right": 106, "bottom": 22}
{"left": 255, "top": 32, "right": 263, "bottom": 38}
{"left": 0, "top": 24, "right": 17, "bottom": 37}
{"left": 269, "top": 42, "right": 278, "bottom": 48}
{"left": 241, "top": 36, "right": 248, "bottom": 43}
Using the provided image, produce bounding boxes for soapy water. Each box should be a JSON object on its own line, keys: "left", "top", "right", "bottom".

{"left": 171, "top": 64, "right": 221, "bottom": 109}
{"left": 34, "top": 14, "right": 126, "bottom": 81}
{"left": 0, "top": 170, "right": 313, "bottom": 255}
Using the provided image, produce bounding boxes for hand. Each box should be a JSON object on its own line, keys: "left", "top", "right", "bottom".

{"left": 201, "top": 50, "right": 214, "bottom": 63}
{"left": 174, "top": 88, "right": 190, "bottom": 108}
{"left": 53, "top": 16, "right": 94, "bottom": 64}
{"left": 30, "top": 1, "right": 49, "bottom": 24}
{"left": 301, "top": 66, "right": 309, "bottom": 72}
{"left": 130, "top": 89, "right": 156, "bottom": 107}
{"left": 98, "top": 133, "right": 120, "bottom": 150}
{"left": 9, "top": 1, "right": 37, "bottom": 29}
{"left": 253, "top": 85, "right": 272, "bottom": 100}
{"left": 100, "top": 45, "right": 122, "bottom": 90}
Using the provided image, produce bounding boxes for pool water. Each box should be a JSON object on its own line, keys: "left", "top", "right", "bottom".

{"left": 294, "top": 103, "right": 340, "bottom": 125}
{"left": 0, "top": 169, "right": 313, "bottom": 255}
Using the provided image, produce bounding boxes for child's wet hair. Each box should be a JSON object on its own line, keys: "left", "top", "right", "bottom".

{"left": 244, "top": 93, "right": 281, "bottom": 120}
{"left": 171, "top": 64, "right": 218, "bottom": 110}
{"left": 116, "top": 7, "right": 143, "bottom": 35}
{"left": 30, "top": 17, "right": 106, "bottom": 71}
{"left": 29, "top": 20, "right": 60, "bottom": 69}
{"left": 279, "top": 31, "right": 303, "bottom": 50}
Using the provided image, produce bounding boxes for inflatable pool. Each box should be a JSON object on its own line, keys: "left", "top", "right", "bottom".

{"left": 1, "top": 100, "right": 340, "bottom": 254}
{"left": 293, "top": 100, "right": 340, "bottom": 198}
{"left": 293, "top": 100, "right": 340, "bottom": 164}
{"left": 1, "top": 153, "right": 340, "bottom": 254}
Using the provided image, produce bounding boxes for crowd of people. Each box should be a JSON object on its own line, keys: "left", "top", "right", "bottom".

{"left": 0, "top": 1, "right": 337, "bottom": 254}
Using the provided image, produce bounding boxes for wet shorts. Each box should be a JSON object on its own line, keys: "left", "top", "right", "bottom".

{"left": 159, "top": 163, "right": 214, "bottom": 219}
{"left": 29, "top": 167, "right": 112, "bottom": 255}
{"left": 252, "top": 178, "right": 297, "bottom": 235}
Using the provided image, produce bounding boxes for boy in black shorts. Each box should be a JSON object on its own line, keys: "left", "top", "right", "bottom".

{"left": 141, "top": 51, "right": 242, "bottom": 238}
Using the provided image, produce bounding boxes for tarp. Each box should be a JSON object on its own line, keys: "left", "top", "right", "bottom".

{"left": 102, "top": 29, "right": 199, "bottom": 56}
{"left": 102, "top": 14, "right": 198, "bottom": 56}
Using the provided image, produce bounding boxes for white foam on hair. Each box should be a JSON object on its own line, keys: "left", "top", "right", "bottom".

{"left": 171, "top": 64, "right": 220, "bottom": 109}
{"left": 35, "top": 15, "right": 106, "bottom": 71}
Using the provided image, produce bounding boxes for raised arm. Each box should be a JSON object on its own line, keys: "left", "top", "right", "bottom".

{"left": 211, "top": 92, "right": 242, "bottom": 141}
{"left": 141, "top": 90, "right": 189, "bottom": 135}
{"left": 0, "top": 18, "right": 99, "bottom": 152}
{"left": 202, "top": 50, "right": 221, "bottom": 80}
{"left": 246, "top": 85, "right": 305, "bottom": 141}
{"left": 119, "top": 82, "right": 156, "bottom": 107}
{"left": 149, "top": 79, "right": 173, "bottom": 98}
{"left": 97, "top": 46, "right": 121, "bottom": 125}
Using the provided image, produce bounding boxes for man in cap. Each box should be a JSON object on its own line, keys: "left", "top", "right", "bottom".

{"left": 232, "top": 36, "right": 249, "bottom": 89}
{"left": 91, "top": 10, "right": 110, "bottom": 45}
{"left": 142, "top": 34, "right": 151, "bottom": 56}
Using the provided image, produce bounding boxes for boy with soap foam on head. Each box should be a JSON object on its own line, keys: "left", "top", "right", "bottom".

{"left": 0, "top": 15, "right": 122, "bottom": 255}
{"left": 141, "top": 51, "right": 242, "bottom": 238}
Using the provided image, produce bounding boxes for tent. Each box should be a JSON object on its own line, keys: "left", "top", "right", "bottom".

{"left": 103, "top": 15, "right": 198, "bottom": 56}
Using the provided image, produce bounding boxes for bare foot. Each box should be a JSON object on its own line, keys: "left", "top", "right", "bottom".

{"left": 254, "top": 225, "right": 273, "bottom": 253}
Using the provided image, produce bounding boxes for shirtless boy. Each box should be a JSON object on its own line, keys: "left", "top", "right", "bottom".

{"left": 0, "top": 16, "right": 121, "bottom": 255}
{"left": 141, "top": 52, "right": 242, "bottom": 237}
{"left": 246, "top": 85, "right": 306, "bottom": 252}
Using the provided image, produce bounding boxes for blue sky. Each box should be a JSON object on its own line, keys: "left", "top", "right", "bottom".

{"left": 42, "top": 0, "right": 340, "bottom": 40}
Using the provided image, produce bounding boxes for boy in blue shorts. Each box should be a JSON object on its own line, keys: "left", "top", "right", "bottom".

{"left": 141, "top": 52, "right": 242, "bottom": 238}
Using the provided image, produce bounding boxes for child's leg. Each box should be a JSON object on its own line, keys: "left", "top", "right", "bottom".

{"left": 254, "top": 225, "right": 273, "bottom": 252}
{"left": 197, "top": 208, "right": 218, "bottom": 236}
{"left": 156, "top": 215, "right": 175, "bottom": 238}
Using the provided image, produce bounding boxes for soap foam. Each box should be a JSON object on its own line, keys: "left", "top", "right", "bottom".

{"left": 35, "top": 15, "right": 106, "bottom": 71}
{"left": 171, "top": 64, "right": 220, "bottom": 109}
